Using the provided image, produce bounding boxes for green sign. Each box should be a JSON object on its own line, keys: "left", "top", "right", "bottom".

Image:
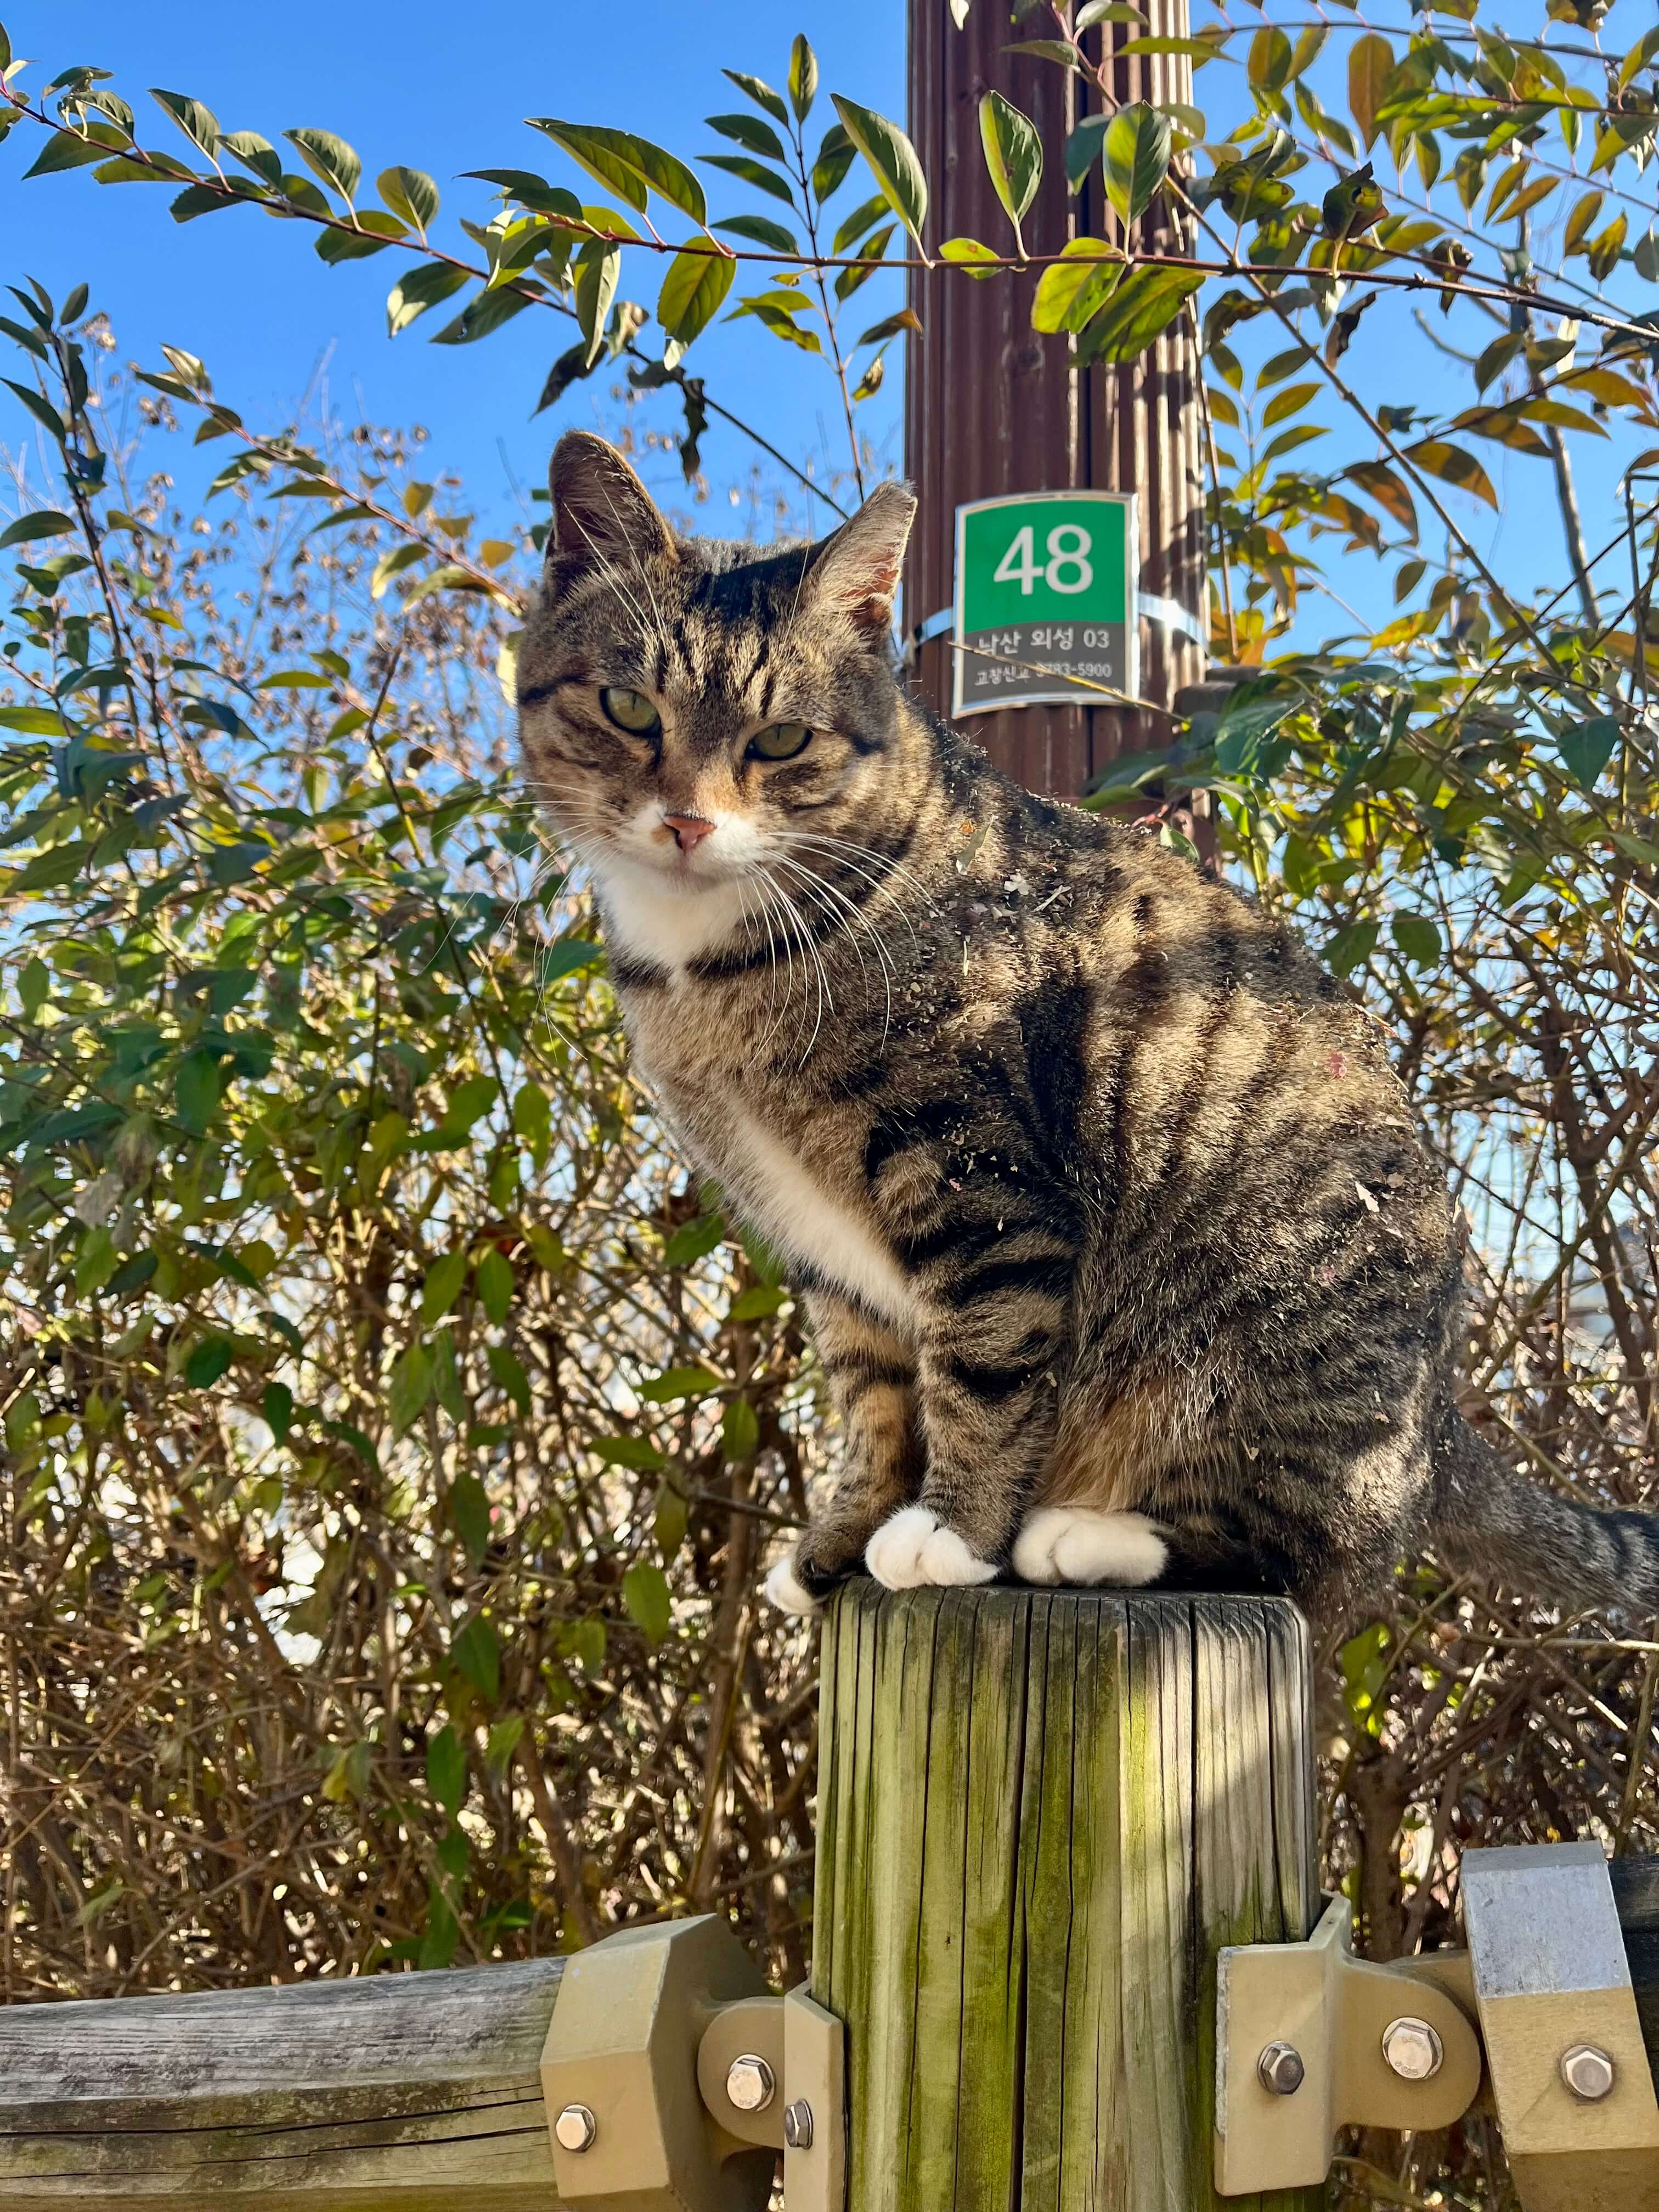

{"left": 951, "top": 490, "right": 1137, "bottom": 718}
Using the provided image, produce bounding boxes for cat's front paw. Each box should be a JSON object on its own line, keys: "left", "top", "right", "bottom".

{"left": 1012, "top": 1505, "right": 1169, "bottom": 1588}
{"left": 764, "top": 1553, "right": 819, "bottom": 1615}
{"left": 865, "top": 1505, "right": 998, "bottom": 1591}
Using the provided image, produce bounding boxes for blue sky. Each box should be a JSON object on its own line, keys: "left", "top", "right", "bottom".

{"left": 0, "top": 3, "right": 1644, "bottom": 638}
{"left": 0, "top": 1, "right": 906, "bottom": 537}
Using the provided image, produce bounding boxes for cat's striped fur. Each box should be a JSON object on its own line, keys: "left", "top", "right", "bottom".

{"left": 518, "top": 432, "right": 1659, "bottom": 1617}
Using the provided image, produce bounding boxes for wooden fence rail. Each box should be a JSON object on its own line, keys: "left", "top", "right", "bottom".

{"left": 1, "top": 1587, "right": 1657, "bottom": 2211}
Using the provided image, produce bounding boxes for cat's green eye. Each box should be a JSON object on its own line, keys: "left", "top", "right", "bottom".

{"left": 748, "top": 723, "right": 813, "bottom": 762}
{"left": 600, "top": 686, "right": 662, "bottom": 738}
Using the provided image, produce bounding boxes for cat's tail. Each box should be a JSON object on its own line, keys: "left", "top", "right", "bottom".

{"left": 1429, "top": 1407, "right": 1659, "bottom": 1615}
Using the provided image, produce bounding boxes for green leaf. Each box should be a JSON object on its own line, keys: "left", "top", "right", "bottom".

{"left": 0, "top": 509, "right": 74, "bottom": 549}
{"left": 386, "top": 261, "right": 469, "bottom": 336}
{"left": 1404, "top": 438, "right": 1497, "bottom": 510}
{"left": 487, "top": 1342, "right": 532, "bottom": 1419}
{"left": 664, "top": 1212, "right": 726, "bottom": 1267}
{"left": 426, "top": 1724, "right": 466, "bottom": 1816}
{"left": 529, "top": 120, "right": 707, "bottom": 227}
{"left": 706, "top": 111, "right": 788, "bottom": 164}
{"left": 1075, "top": 264, "right": 1202, "bottom": 365}
{"left": 788, "top": 35, "right": 820, "bottom": 122}
{"left": 712, "top": 213, "right": 799, "bottom": 254}
{"left": 657, "top": 244, "right": 736, "bottom": 347}
{"left": 150, "top": 88, "right": 220, "bottom": 157}
{"left": 284, "top": 127, "right": 362, "bottom": 204}
{"left": 723, "top": 70, "right": 790, "bottom": 126}
{"left": 174, "top": 1048, "right": 221, "bottom": 1132}
{"left": 1064, "top": 115, "right": 1110, "bottom": 194}
{"left": 422, "top": 1248, "right": 469, "bottom": 1321}
{"left": 638, "top": 1365, "right": 721, "bottom": 1404}
{"left": 3, "top": 380, "right": 67, "bottom": 443}
{"left": 23, "top": 132, "right": 109, "bottom": 179}
{"left": 18, "top": 958, "right": 48, "bottom": 1017}
{"left": 702, "top": 153, "right": 797, "bottom": 208}
{"left": 450, "top": 1614, "right": 500, "bottom": 1702}
{"left": 185, "top": 1335, "right": 234, "bottom": 1390}
{"left": 574, "top": 239, "right": 620, "bottom": 366}
{"left": 389, "top": 1341, "right": 432, "bottom": 1435}
{"left": 1325, "top": 919, "right": 1380, "bottom": 977}
{"left": 591, "top": 1433, "right": 666, "bottom": 1471}
{"left": 831, "top": 94, "right": 928, "bottom": 250}
{"left": 1248, "top": 26, "right": 1292, "bottom": 92}
{"left": 449, "top": 1472, "right": 491, "bottom": 1564}
{"left": 475, "top": 1246, "right": 514, "bottom": 1326}
{"left": 1558, "top": 715, "right": 1619, "bottom": 791}
{"left": 262, "top": 1381, "right": 294, "bottom": 1446}
{"left": 979, "top": 92, "right": 1042, "bottom": 239}
{"left": 810, "top": 124, "right": 856, "bottom": 202}
{"left": 171, "top": 184, "right": 238, "bottom": 224}
{"left": 540, "top": 938, "right": 602, "bottom": 981}
{"left": 222, "top": 129, "right": 283, "bottom": 187}
{"left": 1391, "top": 912, "right": 1441, "bottom": 967}
{"left": 378, "top": 165, "right": 438, "bottom": 232}
{"left": 1348, "top": 33, "right": 1393, "bottom": 151}
{"left": 721, "top": 1395, "right": 760, "bottom": 1462}
{"left": 939, "top": 235, "right": 1002, "bottom": 278}
{"left": 726, "top": 1283, "right": 786, "bottom": 1321}
{"left": 623, "top": 1561, "right": 672, "bottom": 1644}
{"left": 1103, "top": 101, "right": 1171, "bottom": 228}
{"left": 1031, "top": 239, "right": 1122, "bottom": 332}
{"left": 430, "top": 286, "right": 534, "bottom": 346}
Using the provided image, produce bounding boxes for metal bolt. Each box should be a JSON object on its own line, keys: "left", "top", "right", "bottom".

{"left": 783, "top": 2098, "right": 814, "bottom": 2149}
{"left": 1381, "top": 2016, "right": 1444, "bottom": 2083}
{"left": 1561, "top": 2044, "right": 1617, "bottom": 2102}
{"left": 1258, "top": 2041, "right": 1306, "bottom": 2096}
{"left": 554, "top": 2102, "right": 597, "bottom": 2153}
{"left": 725, "top": 2053, "right": 776, "bottom": 2113}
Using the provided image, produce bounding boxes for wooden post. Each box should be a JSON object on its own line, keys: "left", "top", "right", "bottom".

{"left": 905, "top": 2, "right": 1206, "bottom": 794}
{"left": 811, "top": 1583, "right": 1323, "bottom": 2212}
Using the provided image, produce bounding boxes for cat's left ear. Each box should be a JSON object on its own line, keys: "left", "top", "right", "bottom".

{"left": 805, "top": 481, "right": 916, "bottom": 642}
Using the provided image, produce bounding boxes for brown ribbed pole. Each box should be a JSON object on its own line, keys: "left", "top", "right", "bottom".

{"left": 905, "top": 3, "right": 1205, "bottom": 796}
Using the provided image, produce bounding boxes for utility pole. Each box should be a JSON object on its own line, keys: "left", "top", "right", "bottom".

{"left": 905, "top": 3, "right": 1206, "bottom": 797}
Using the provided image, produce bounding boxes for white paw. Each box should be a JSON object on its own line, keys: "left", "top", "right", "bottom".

{"left": 1012, "top": 1506, "right": 1169, "bottom": 1588}
{"left": 865, "top": 1505, "right": 998, "bottom": 1591}
{"left": 764, "top": 1554, "right": 819, "bottom": 1616}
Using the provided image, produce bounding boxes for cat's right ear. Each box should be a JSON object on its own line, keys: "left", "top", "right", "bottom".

{"left": 546, "top": 432, "right": 677, "bottom": 580}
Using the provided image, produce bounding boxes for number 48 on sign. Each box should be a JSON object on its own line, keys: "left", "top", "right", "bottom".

{"left": 951, "top": 490, "right": 1137, "bottom": 719}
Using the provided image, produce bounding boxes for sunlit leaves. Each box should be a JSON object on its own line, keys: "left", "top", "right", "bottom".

{"left": 723, "top": 69, "right": 789, "bottom": 127}
{"left": 1348, "top": 33, "right": 1394, "bottom": 150}
{"left": 529, "top": 119, "right": 707, "bottom": 227}
{"left": 1075, "top": 264, "right": 1201, "bottom": 365}
{"left": 573, "top": 238, "right": 620, "bottom": 366}
{"left": 788, "top": 34, "right": 819, "bottom": 123}
{"left": 284, "top": 127, "right": 362, "bottom": 206}
{"left": 385, "top": 262, "right": 468, "bottom": 336}
{"left": 1031, "top": 239, "right": 1122, "bottom": 333}
{"left": 1405, "top": 438, "right": 1498, "bottom": 510}
{"left": 149, "top": 88, "right": 219, "bottom": 159}
{"left": 830, "top": 94, "right": 927, "bottom": 251}
{"left": 377, "top": 165, "right": 439, "bottom": 235}
{"left": 979, "top": 91, "right": 1042, "bottom": 247}
{"left": 1102, "top": 102, "right": 1171, "bottom": 228}
{"left": 657, "top": 243, "right": 736, "bottom": 349}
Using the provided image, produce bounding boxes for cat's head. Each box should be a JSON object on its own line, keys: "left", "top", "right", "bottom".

{"left": 517, "top": 432, "right": 920, "bottom": 923}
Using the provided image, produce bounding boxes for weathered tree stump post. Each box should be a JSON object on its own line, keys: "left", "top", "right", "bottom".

{"left": 812, "top": 1584, "right": 1323, "bottom": 2212}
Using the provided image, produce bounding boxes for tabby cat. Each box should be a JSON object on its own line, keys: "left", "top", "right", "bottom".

{"left": 517, "top": 430, "right": 1659, "bottom": 1619}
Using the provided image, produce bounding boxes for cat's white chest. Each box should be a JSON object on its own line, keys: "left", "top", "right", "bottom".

{"left": 721, "top": 1106, "right": 914, "bottom": 1329}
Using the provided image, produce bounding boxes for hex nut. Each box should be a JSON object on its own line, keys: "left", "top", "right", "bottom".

{"left": 1381, "top": 2016, "right": 1444, "bottom": 2083}
{"left": 554, "top": 2102, "right": 598, "bottom": 2153}
{"left": 1561, "top": 2044, "right": 1617, "bottom": 2103}
{"left": 783, "top": 2098, "right": 814, "bottom": 2149}
{"left": 725, "top": 2052, "right": 776, "bottom": 2113}
{"left": 1257, "top": 2041, "right": 1306, "bottom": 2097}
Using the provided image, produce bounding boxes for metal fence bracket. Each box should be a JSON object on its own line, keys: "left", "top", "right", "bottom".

{"left": 539, "top": 1915, "right": 845, "bottom": 2210}
{"left": 1463, "top": 1843, "right": 1659, "bottom": 2212}
{"left": 1214, "top": 1892, "right": 1483, "bottom": 2197}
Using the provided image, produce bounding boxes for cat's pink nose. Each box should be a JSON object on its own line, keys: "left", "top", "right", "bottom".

{"left": 664, "top": 813, "right": 715, "bottom": 853}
